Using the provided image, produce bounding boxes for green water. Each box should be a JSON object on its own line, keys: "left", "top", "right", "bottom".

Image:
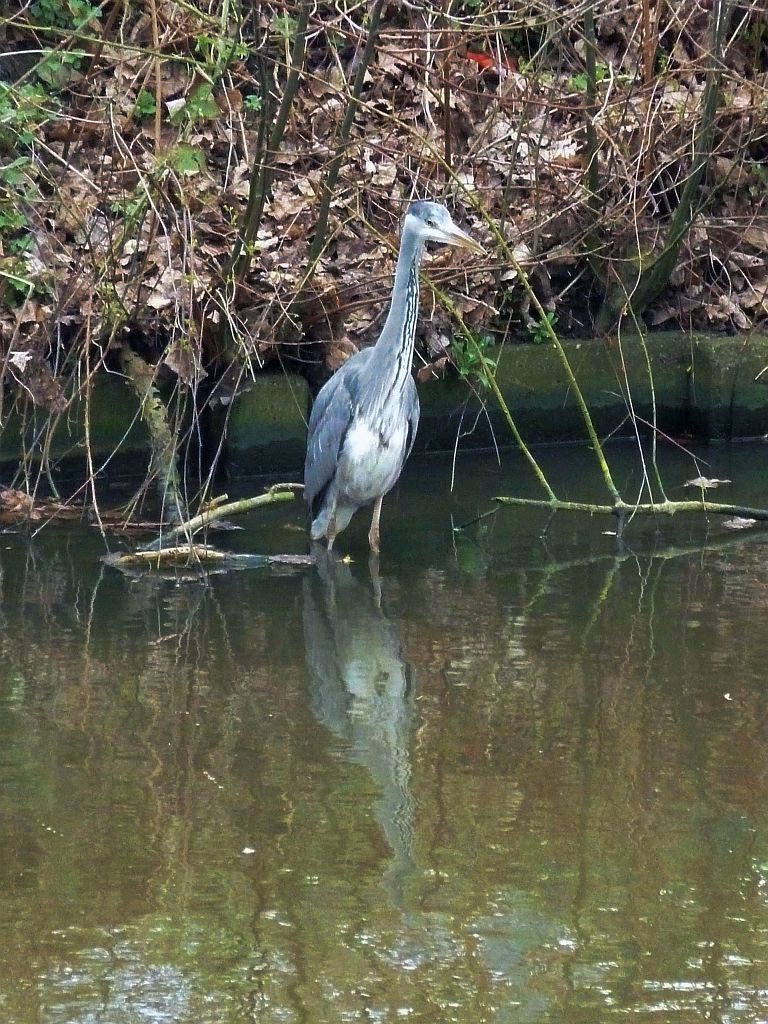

{"left": 1, "top": 444, "right": 768, "bottom": 1023}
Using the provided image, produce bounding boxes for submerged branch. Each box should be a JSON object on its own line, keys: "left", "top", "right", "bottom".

{"left": 109, "top": 545, "right": 313, "bottom": 570}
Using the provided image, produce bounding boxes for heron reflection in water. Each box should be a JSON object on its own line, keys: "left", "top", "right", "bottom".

{"left": 303, "top": 552, "right": 415, "bottom": 903}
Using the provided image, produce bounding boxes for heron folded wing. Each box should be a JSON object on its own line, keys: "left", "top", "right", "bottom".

{"left": 304, "top": 350, "right": 374, "bottom": 515}
{"left": 403, "top": 376, "right": 420, "bottom": 460}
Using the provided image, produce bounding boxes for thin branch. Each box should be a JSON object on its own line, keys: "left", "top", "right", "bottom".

{"left": 582, "top": 0, "right": 601, "bottom": 227}
{"left": 304, "top": 0, "right": 385, "bottom": 271}
{"left": 109, "top": 545, "right": 312, "bottom": 570}
{"left": 230, "top": 0, "right": 312, "bottom": 283}
{"left": 118, "top": 346, "right": 185, "bottom": 522}
{"left": 496, "top": 495, "right": 768, "bottom": 522}
{"left": 596, "top": 0, "right": 732, "bottom": 329}
{"left": 141, "top": 485, "right": 297, "bottom": 551}
{"left": 435, "top": 288, "right": 557, "bottom": 502}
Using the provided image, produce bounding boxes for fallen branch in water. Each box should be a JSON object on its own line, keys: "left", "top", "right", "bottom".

{"left": 140, "top": 483, "right": 301, "bottom": 552}
{"left": 112, "top": 544, "right": 232, "bottom": 567}
{"left": 495, "top": 495, "right": 768, "bottom": 527}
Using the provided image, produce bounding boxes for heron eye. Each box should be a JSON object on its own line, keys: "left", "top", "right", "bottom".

{"left": 426, "top": 219, "right": 436, "bottom": 227}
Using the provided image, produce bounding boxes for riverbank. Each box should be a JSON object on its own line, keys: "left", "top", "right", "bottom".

{"left": 2, "top": 333, "right": 767, "bottom": 484}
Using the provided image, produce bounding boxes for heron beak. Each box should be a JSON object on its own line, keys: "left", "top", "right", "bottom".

{"left": 444, "top": 224, "right": 485, "bottom": 255}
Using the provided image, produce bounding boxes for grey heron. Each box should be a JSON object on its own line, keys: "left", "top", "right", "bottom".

{"left": 304, "top": 200, "right": 483, "bottom": 552}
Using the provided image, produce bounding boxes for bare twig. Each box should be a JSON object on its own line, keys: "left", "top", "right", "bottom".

{"left": 304, "top": 0, "right": 385, "bottom": 272}
{"left": 141, "top": 484, "right": 297, "bottom": 551}
{"left": 230, "top": 0, "right": 313, "bottom": 284}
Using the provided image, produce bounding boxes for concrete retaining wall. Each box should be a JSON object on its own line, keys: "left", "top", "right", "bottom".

{"left": 416, "top": 332, "right": 768, "bottom": 450}
{"left": 2, "top": 333, "right": 767, "bottom": 480}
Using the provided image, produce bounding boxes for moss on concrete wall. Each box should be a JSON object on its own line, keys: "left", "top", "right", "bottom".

{"left": 2, "top": 334, "right": 768, "bottom": 482}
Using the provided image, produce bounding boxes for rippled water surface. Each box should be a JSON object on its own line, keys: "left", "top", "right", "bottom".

{"left": 2, "top": 443, "right": 768, "bottom": 1023}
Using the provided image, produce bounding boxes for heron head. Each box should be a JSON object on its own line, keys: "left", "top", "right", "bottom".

{"left": 406, "top": 201, "right": 484, "bottom": 255}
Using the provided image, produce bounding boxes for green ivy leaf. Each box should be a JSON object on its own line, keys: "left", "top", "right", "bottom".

{"left": 168, "top": 145, "right": 206, "bottom": 176}
{"left": 134, "top": 89, "right": 157, "bottom": 119}
{"left": 36, "top": 53, "right": 81, "bottom": 90}
{"left": 168, "top": 83, "right": 220, "bottom": 125}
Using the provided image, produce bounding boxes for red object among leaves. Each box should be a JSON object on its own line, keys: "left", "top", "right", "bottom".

{"left": 465, "top": 50, "right": 519, "bottom": 76}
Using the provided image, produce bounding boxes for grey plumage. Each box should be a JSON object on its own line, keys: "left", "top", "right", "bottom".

{"left": 305, "top": 347, "right": 419, "bottom": 540}
{"left": 304, "top": 201, "right": 483, "bottom": 552}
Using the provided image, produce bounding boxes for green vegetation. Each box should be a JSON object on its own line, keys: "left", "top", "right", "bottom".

{"left": 526, "top": 312, "right": 558, "bottom": 346}
{"left": 451, "top": 332, "right": 498, "bottom": 387}
{"left": 133, "top": 89, "right": 157, "bottom": 120}
{"left": 29, "top": 0, "right": 100, "bottom": 30}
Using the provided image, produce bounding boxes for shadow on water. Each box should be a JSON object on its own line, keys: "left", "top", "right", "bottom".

{"left": 1, "top": 444, "right": 768, "bottom": 1022}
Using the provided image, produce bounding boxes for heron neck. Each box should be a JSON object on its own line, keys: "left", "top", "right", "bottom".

{"left": 373, "top": 224, "right": 424, "bottom": 369}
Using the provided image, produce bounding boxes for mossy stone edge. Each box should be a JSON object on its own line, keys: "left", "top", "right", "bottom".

{"left": 1, "top": 334, "right": 767, "bottom": 479}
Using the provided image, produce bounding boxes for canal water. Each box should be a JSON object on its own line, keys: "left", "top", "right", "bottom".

{"left": 1, "top": 442, "right": 767, "bottom": 1023}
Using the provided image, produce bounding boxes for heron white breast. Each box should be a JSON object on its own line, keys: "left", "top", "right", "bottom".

{"left": 340, "top": 417, "right": 408, "bottom": 502}
{"left": 345, "top": 419, "right": 379, "bottom": 464}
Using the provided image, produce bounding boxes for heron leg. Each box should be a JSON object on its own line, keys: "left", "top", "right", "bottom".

{"left": 368, "top": 496, "right": 383, "bottom": 553}
{"left": 323, "top": 495, "right": 338, "bottom": 551}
